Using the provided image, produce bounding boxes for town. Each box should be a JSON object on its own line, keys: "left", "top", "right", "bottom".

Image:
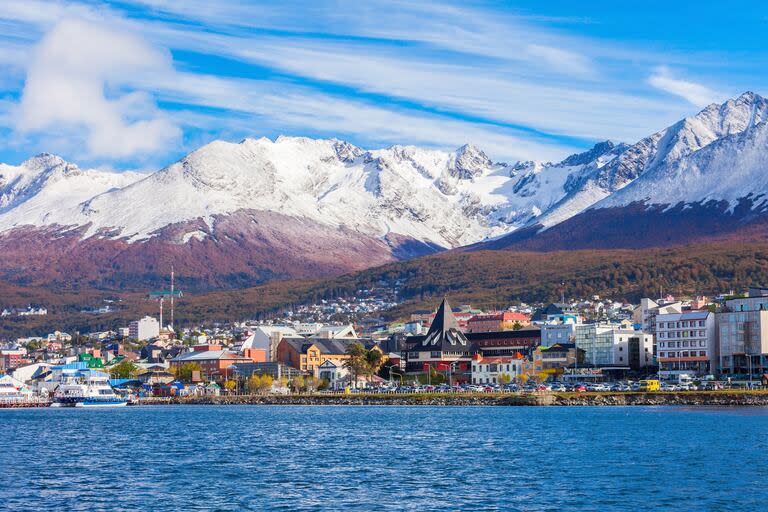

{"left": 2, "top": 284, "right": 768, "bottom": 406}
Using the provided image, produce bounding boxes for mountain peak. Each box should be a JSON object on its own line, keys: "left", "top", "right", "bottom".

{"left": 450, "top": 143, "right": 492, "bottom": 179}
{"left": 559, "top": 140, "right": 622, "bottom": 167}
{"left": 22, "top": 153, "right": 71, "bottom": 171}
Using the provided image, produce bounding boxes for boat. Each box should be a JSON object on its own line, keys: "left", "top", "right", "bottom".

{"left": 53, "top": 370, "right": 128, "bottom": 408}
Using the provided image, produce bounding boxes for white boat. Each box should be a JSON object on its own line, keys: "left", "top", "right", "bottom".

{"left": 0, "top": 375, "right": 28, "bottom": 403}
{"left": 53, "top": 370, "right": 128, "bottom": 408}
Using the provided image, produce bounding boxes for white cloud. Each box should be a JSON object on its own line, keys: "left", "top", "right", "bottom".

{"left": 525, "top": 44, "right": 594, "bottom": 77}
{"left": 648, "top": 67, "right": 722, "bottom": 106}
{"left": 16, "top": 17, "right": 181, "bottom": 160}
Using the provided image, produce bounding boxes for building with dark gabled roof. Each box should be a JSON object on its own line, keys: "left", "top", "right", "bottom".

{"left": 404, "top": 298, "right": 473, "bottom": 376}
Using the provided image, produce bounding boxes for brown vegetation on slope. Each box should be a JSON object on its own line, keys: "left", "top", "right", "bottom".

{"left": 4, "top": 241, "right": 768, "bottom": 338}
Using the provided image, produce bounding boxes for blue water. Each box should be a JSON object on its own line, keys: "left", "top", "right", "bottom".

{"left": 2, "top": 405, "right": 768, "bottom": 511}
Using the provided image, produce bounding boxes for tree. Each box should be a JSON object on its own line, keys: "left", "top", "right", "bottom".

{"left": 499, "top": 373, "right": 512, "bottom": 385}
{"left": 291, "top": 375, "right": 305, "bottom": 393}
{"left": 258, "top": 374, "right": 274, "bottom": 393}
{"left": 305, "top": 376, "right": 320, "bottom": 392}
{"left": 176, "top": 362, "right": 202, "bottom": 383}
{"left": 109, "top": 360, "right": 138, "bottom": 379}
{"left": 246, "top": 374, "right": 262, "bottom": 394}
{"left": 365, "top": 349, "right": 384, "bottom": 378}
{"left": 223, "top": 380, "right": 237, "bottom": 393}
{"left": 344, "top": 342, "right": 369, "bottom": 388}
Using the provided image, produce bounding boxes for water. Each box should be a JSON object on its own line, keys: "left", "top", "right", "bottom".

{"left": 1, "top": 405, "right": 767, "bottom": 511}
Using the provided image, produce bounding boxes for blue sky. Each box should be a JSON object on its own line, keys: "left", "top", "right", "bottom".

{"left": 0, "top": 0, "right": 766, "bottom": 171}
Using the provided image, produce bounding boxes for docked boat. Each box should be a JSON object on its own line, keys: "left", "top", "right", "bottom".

{"left": 53, "top": 370, "right": 128, "bottom": 408}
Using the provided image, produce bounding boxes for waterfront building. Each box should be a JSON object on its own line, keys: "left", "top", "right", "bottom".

{"left": 471, "top": 354, "right": 526, "bottom": 384}
{"left": 404, "top": 298, "right": 473, "bottom": 376}
{"left": 533, "top": 343, "right": 585, "bottom": 378}
{"left": 717, "top": 288, "right": 768, "bottom": 379}
{"left": 470, "top": 328, "right": 541, "bottom": 358}
{"left": 275, "top": 338, "right": 352, "bottom": 373}
{"left": 231, "top": 361, "right": 304, "bottom": 381}
{"left": 128, "top": 316, "right": 160, "bottom": 341}
{"left": 317, "top": 359, "right": 349, "bottom": 389}
{"left": 575, "top": 324, "right": 653, "bottom": 369}
{"left": 656, "top": 311, "right": 716, "bottom": 379}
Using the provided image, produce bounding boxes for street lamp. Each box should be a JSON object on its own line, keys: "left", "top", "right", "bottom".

{"left": 389, "top": 366, "right": 403, "bottom": 388}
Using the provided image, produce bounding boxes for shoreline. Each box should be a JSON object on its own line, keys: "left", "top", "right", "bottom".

{"left": 134, "top": 391, "right": 768, "bottom": 407}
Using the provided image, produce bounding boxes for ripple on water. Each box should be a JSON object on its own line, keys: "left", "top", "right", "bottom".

{"left": 1, "top": 405, "right": 768, "bottom": 511}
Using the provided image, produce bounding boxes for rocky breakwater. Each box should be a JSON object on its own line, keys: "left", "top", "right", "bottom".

{"left": 137, "top": 393, "right": 553, "bottom": 406}
{"left": 137, "top": 391, "right": 768, "bottom": 407}
{"left": 551, "top": 391, "right": 768, "bottom": 406}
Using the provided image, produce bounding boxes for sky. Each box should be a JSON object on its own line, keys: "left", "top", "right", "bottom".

{"left": 0, "top": 0, "right": 767, "bottom": 171}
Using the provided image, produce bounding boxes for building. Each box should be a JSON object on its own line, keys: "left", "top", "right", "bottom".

{"left": 532, "top": 303, "right": 578, "bottom": 323}
{"left": 656, "top": 311, "right": 716, "bottom": 379}
{"left": 633, "top": 298, "right": 682, "bottom": 337}
{"left": 239, "top": 325, "right": 299, "bottom": 361}
{"left": 466, "top": 311, "right": 530, "bottom": 333}
{"left": 404, "top": 298, "right": 473, "bottom": 378}
{"left": 171, "top": 344, "right": 253, "bottom": 381}
{"left": 275, "top": 338, "right": 352, "bottom": 374}
{"left": 0, "top": 349, "right": 26, "bottom": 372}
{"left": 470, "top": 328, "right": 541, "bottom": 359}
{"left": 129, "top": 316, "right": 160, "bottom": 341}
{"left": 471, "top": 355, "right": 527, "bottom": 384}
{"left": 717, "top": 288, "right": 768, "bottom": 379}
{"left": 231, "top": 361, "right": 304, "bottom": 381}
{"left": 541, "top": 322, "right": 576, "bottom": 346}
{"left": 317, "top": 359, "right": 349, "bottom": 389}
{"left": 575, "top": 324, "right": 653, "bottom": 369}
{"left": 533, "top": 343, "right": 585, "bottom": 378}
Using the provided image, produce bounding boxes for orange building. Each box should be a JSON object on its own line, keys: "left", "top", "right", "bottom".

{"left": 276, "top": 338, "right": 352, "bottom": 374}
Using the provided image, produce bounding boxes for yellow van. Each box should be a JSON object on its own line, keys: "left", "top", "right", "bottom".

{"left": 639, "top": 379, "right": 660, "bottom": 392}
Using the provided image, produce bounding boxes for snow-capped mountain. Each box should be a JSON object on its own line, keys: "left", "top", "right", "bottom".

{"left": 2, "top": 91, "right": 768, "bottom": 288}
{"left": 481, "top": 91, "right": 768, "bottom": 251}
{"left": 0, "top": 136, "right": 619, "bottom": 248}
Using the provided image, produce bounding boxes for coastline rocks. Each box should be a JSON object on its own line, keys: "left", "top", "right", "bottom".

{"left": 136, "top": 392, "right": 768, "bottom": 407}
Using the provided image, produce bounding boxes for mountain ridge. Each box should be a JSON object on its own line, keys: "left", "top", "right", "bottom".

{"left": 2, "top": 91, "right": 768, "bottom": 290}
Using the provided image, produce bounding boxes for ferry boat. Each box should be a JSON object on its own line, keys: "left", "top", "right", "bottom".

{"left": 53, "top": 370, "right": 128, "bottom": 408}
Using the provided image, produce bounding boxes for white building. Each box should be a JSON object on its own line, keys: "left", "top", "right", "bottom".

{"left": 471, "top": 356, "right": 526, "bottom": 384}
{"left": 633, "top": 298, "right": 682, "bottom": 336}
{"left": 404, "top": 320, "right": 425, "bottom": 335}
{"left": 656, "top": 310, "right": 716, "bottom": 379}
{"left": 315, "top": 324, "right": 358, "bottom": 340}
{"left": 129, "top": 316, "right": 160, "bottom": 341}
{"left": 575, "top": 323, "right": 654, "bottom": 369}
{"left": 317, "top": 359, "right": 349, "bottom": 390}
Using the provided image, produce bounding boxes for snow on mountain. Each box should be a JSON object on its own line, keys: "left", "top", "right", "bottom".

{"left": 531, "top": 91, "right": 768, "bottom": 229}
{"left": 597, "top": 112, "right": 768, "bottom": 210}
{"left": 3, "top": 91, "right": 767, "bottom": 260}
{"left": 0, "top": 136, "right": 616, "bottom": 248}
{"left": 0, "top": 154, "right": 143, "bottom": 225}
